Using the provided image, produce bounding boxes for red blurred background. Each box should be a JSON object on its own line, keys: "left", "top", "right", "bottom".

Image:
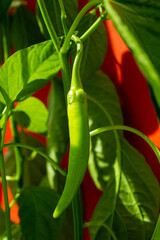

{"left": 0, "top": 0, "right": 160, "bottom": 239}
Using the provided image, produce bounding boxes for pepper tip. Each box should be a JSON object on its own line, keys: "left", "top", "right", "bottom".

{"left": 53, "top": 208, "right": 59, "bottom": 218}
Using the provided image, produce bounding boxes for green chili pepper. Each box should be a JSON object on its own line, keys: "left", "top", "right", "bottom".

{"left": 53, "top": 36, "right": 89, "bottom": 218}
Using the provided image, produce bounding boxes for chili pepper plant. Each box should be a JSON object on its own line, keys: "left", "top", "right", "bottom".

{"left": 0, "top": 0, "right": 160, "bottom": 239}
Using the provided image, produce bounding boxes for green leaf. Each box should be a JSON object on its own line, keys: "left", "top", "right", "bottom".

{"left": 18, "top": 131, "right": 47, "bottom": 188}
{"left": 36, "top": 0, "right": 78, "bottom": 38}
{"left": 151, "top": 215, "right": 160, "bottom": 240}
{"left": 47, "top": 77, "right": 69, "bottom": 190}
{"left": 89, "top": 135, "right": 159, "bottom": 240}
{"left": 0, "top": 0, "right": 12, "bottom": 20}
{"left": 18, "top": 187, "right": 64, "bottom": 240}
{"left": 112, "top": 211, "right": 128, "bottom": 240}
{"left": 4, "top": 131, "right": 46, "bottom": 194}
{"left": 84, "top": 70, "right": 123, "bottom": 190}
{"left": 0, "top": 40, "right": 60, "bottom": 105}
{"left": 10, "top": 224, "right": 22, "bottom": 240}
{"left": 47, "top": 78, "right": 69, "bottom": 163}
{"left": 0, "top": 224, "right": 22, "bottom": 240}
{"left": 56, "top": 209, "right": 74, "bottom": 240}
{"left": 12, "top": 97, "right": 49, "bottom": 134}
{"left": 89, "top": 172, "right": 118, "bottom": 240}
{"left": 10, "top": 5, "right": 44, "bottom": 51}
{"left": 87, "top": 71, "right": 159, "bottom": 239}
{"left": 76, "top": 11, "right": 107, "bottom": 81}
{"left": 104, "top": 0, "right": 160, "bottom": 107}
{"left": 85, "top": 71, "right": 122, "bottom": 239}
{"left": 116, "top": 136, "right": 159, "bottom": 240}
{"left": 39, "top": 178, "right": 74, "bottom": 240}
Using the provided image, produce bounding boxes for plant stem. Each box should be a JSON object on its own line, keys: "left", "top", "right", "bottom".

{"left": 37, "top": 0, "right": 60, "bottom": 53}
{"left": 70, "top": 35, "right": 83, "bottom": 90}
{"left": 69, "top": 9, "right": 109, "bottom": 54}
{"left": 2, "top": 15, "right": 10, "bottom": 60}
{"left": 4, "top": 142, "right": 67, "bottom": 177}
{"left": 84, "top": 221, "right": 117, "bottom": 240}
{"left": 9, "top": 192, "right": 20, "bottom": 209}
{"left": 58, "top": 0, "right": 68, "bottom": 36}
{"left": 72, "top": 190, "right": 83, "bottom": 240}
{"left": 80, "top": 9, "right": 108, "bottom": 42}
{"left": 0, "top": 152, "right": 11, "bottom": 240}
{"left": 1, "top": 106, "right": 10, "bottom": 148}
{"left": 60, "top": 52, "right": 71, "bottom": 103}
{"left": 0, "top": 176, "right": 18, "bottom": 183}
{"left": 90, "top": 125, "right": 160, "bottom": 162}
{"left": 10, "top": 117, "right": 23, "bottom": 190}
{"left": 2, "top": 13, "right": 24, "bottom": 192}
{"left": 0, "top": 106, "right": 11, "bottom": 240}
{"left": 37, "top": 0, "right": 71, "bottom": 101}
{"left": 61, "top": 0, "right": 102, "bottom": 54}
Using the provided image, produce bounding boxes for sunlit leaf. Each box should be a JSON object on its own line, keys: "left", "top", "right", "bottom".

{"left": 47, "top": 78, "right": 69, "bottom": 164}
{"left": 13, "top": 97, "right": 48, "bottom": 134}
{"left": 151, "top": 216, "right": 160, "bottom": 240}
{"left": 84, "top": 70, "right": 123, "bottom": 190}
{"left": 87, "top": 71, "right": 159, "bottom": 239}
{"left": 47, "top": 77, "right": 69, "bottom": 191}
{"left": 0, "top": 40, "right": 60, "bottom": 105}
{"left": 104, "top": 0, "right": 160, "bottom": 107}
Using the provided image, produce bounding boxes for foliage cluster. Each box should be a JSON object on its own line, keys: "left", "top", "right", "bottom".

{"left": 0, "top": 0, "right": 160, "bottom": 240}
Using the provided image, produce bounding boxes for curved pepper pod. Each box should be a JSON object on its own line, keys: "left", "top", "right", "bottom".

{"left": 53, "top": 88, "right": 89, "bottom": 218}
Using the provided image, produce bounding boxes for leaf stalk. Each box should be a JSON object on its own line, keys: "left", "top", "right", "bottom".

{"left": 80, "top": 6, "right": 108, "bottom": 42}
{"left": 61, "top": 0, "right": 102, "bottom": 54}
{"left": 4, "top": 142, "right": 67, "bottom": 177}
{"left": 84, "top": 221, "right": 117, "bottom": 240}
{"left": 37, "top": 0, "right": 60, "bottom": 53}
{"left": 90, "top": 125, "right": 160, "bottom": 162}
{"left": 58, "top": 0, "right": 68, "bottom": 36}
{"left": 0, "top": 106, "right": 11, "bottom": 240}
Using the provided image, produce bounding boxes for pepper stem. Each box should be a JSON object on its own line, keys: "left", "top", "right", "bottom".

{"left": 70, "top": 36, "right": 83, "bottom": 90}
